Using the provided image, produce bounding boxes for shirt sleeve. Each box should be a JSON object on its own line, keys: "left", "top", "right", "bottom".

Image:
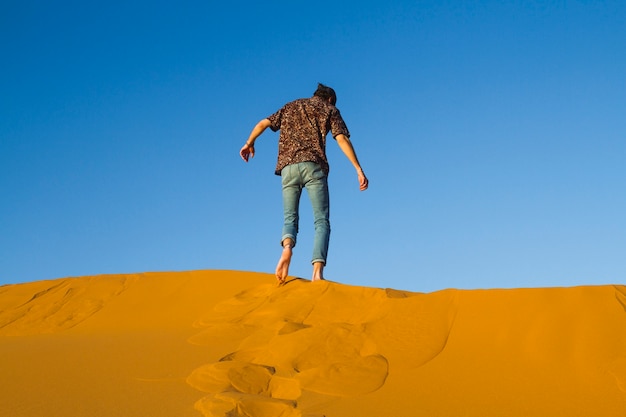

{"left": 267, "top": 106, "right": 284, "bottom": 132}
{"left": 330, "top": 108, "right": 350, "bottom": 139}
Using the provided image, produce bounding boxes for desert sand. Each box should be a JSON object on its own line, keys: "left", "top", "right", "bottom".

{"left": 0, "top": 270, "right": 625, "bottom": 416}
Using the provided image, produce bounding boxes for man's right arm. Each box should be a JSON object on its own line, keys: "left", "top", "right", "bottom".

{"left": 240, "top": 119, "right": 271, "bottom": 162}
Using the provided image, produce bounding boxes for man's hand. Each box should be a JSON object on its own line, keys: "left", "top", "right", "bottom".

{"left": 358, "top": 169, "right": 369, "bottom": 191}
{"left": 240, "top": 119, "right": 271, "bottom": 162}
{"left": 240, "top": 143, "right": 255, "bottom": 162}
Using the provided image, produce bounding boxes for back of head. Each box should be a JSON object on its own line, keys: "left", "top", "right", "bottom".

{"left": 313, "top": 83, "right": 337, "bottom": 106}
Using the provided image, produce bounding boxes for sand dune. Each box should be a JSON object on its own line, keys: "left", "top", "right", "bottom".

{"left": 1, "top": 270, "right": 625, "bottom": 416}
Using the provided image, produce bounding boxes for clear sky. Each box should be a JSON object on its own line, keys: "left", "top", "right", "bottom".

{"left": 1, "top": 1, "right": 625, "bottom": 292}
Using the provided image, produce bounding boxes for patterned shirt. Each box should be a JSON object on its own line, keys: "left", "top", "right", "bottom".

{"left": 267, "top": 96, "right": 350, "bottom": 175}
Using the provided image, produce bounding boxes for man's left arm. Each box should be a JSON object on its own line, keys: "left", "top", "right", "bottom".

{"left": 335, "top": 134, "right": 368, "bottom": 191}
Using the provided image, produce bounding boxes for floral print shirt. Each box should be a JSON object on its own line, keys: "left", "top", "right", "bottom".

{"left": 268, "top": 96, "right": 350, "bottom": 175}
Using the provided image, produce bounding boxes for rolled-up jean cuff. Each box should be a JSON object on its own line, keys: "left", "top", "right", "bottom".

{"left": 281, "top": 234, "right": 296, "bottom": 247}
{"left": 311, "top": 258, "right": 326, "bottom": 265}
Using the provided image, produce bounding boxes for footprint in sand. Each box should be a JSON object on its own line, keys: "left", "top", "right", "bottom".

{"left": 187, "top": 281, "right": 390, "bottom": 416}
{"left": 187, "top": 280, "right": 457, "bottom": 417}
{"left": 0, "top": 275, "right": 135, "bottom": 335}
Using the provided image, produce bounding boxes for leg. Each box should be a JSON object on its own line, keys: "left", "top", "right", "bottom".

{"left": 312, "top": 261, "right": 325, "bottom": 282}
{"left": 275, "top": 238, "right": 294, "bottom": 285}
{"left": 303, "top": 163, "right": 330, "bottom": 281}
{"left": 276, "top": 165, "right": 302, "bottom": 284}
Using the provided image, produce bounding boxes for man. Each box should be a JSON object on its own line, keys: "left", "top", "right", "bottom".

{"left": 240, "top": 83, "right": 368, "bottom": 284}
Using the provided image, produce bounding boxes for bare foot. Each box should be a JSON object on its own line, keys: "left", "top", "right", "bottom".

{"left": 275, "top": 245, "right": 293, "bottom": 285}
{"left": 312, "top": 262, "right": 325, "bottom": 282}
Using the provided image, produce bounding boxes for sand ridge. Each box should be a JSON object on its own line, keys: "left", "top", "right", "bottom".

{"left": 1, "top": 271, "right": 625, "bottom": 417}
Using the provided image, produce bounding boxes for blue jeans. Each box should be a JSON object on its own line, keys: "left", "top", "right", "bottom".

{"left": 280, "top": 162, "right": 330, "bottom": 265}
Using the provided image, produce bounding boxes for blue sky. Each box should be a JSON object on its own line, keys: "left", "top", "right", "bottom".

{"left": 1, "top": 0, "right": 625, "bottom": 292}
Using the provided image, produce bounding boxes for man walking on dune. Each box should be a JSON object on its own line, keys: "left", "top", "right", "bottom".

{"left": 240, "top": 83, "right": 368, "bottom": 284}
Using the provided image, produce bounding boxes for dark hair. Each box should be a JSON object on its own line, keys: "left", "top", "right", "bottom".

{"left": 313, "top": 83, "right": 337, "bottom": 105}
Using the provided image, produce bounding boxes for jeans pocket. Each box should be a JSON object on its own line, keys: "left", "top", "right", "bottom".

{"left": 310, "top": 163, "right": 326, "bottom": 181}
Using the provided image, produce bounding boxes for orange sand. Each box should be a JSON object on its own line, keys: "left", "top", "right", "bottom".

{"left": 1, "top": 270, "right": 625, "bottom": 416}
